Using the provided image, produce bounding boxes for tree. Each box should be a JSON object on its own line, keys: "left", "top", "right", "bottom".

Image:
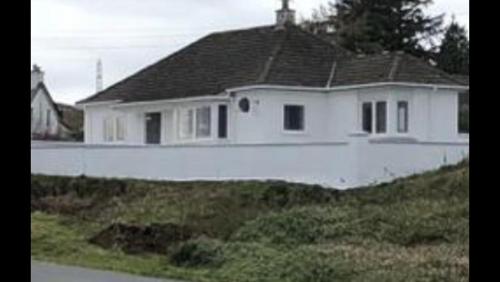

{"left": 302, "top": 0, "right": 444, "bottom": 57}
{"left": 436, "top": 20, "right": 469, "bottom": 75}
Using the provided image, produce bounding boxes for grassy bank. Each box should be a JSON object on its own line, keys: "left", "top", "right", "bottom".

{"left": 31, "top": 161, "right": 469, "bottom": 282}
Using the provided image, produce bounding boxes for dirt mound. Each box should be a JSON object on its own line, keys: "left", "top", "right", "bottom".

{"left": 89, "top": 223, "right": 195, "bottom": 254}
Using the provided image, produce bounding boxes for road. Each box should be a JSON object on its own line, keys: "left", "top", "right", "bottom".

{"left": 31, "top": 261, "right": 181, "bottom": 282}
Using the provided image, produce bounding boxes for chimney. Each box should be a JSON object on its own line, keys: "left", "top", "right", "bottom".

{"left": 31, "top": 64, "right": 44, "bottom": 90}
{"left": 276, "top": 0, "right": 296, "bottom": 28}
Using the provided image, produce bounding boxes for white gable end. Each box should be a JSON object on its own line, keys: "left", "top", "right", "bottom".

{"left": 31, "top": 86, "right": 64, "bottom": 137}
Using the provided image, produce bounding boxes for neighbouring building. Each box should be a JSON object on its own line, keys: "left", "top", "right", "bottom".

{"left": 31, "top": 65, "right": 83, "bottom": 140}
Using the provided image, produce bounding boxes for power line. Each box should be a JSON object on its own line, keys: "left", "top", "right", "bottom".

{"left": 31, "top": 32, "right": 206, "bottom": 40}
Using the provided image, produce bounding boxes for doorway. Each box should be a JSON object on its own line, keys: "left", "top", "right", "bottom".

{"left": 145, "top": 112, "right": 161, "bottom": 145}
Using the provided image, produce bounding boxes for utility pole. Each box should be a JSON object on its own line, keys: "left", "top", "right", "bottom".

{"left": 96, "top": 59, "right": 103, "bottom": 93}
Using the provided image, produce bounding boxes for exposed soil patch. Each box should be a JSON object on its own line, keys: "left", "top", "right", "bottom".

{"left": 89, "top": 223, "right": 195, "bottom": 254}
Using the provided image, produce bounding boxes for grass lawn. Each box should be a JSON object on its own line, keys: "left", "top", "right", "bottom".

{"left": 31, "top": 161, "right": 469, "bottom": 282}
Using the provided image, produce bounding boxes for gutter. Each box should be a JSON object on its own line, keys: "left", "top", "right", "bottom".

{"left": 76, "top": 100, "right": 122, "bottom": 109}
{"left": 78, "top": 82, "right": 468, "bottom": 109}
{"left": 110, "top": 95, "right": 231, "bottom": 109}
{"left": 228, "top": 82, "right": 469, "bottom": 93}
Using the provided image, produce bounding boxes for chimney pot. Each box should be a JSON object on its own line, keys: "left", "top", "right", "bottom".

{"left": 276, "top": 0, "right": 296, "bottom": 28}
{"left": 31, "top": 64, "right": 45, "bottom": 90}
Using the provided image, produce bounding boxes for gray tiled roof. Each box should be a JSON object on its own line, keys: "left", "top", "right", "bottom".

{"left": 332, "top": 52, "right": 467, "bottom": 86}
{"left": 78, "top": 25, "right": 465, "bottom": 104}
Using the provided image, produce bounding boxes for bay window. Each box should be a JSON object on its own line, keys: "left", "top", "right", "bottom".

{"left": 397, "top": 101, "right": 409, "bottom": 133}
{"left": 362, "top": 102, "right": 373, "bottom": 133}
{"left": 376, "top": 101, "right": 387, "bottom": 133}
{"left": 361, "top": 101, "right": 387, "bottom": 134}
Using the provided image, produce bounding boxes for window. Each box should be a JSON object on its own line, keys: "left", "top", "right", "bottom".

{"left": 103, "top": 117, "right": 114, "bottom": 142}
{"left": 196, "top": 106, "right": 211, "bottom": 138}
{"left": 362, "top": 102, "right": 373, "bottom": 133}
{"left": 46, "top": 110, "right": 51, "bottom": 127}
{"left": 458, "top": 91, "right": 469, "bottom": 133}
{"left": 178, "top": 106, "right": 212, "bottom": 140}
{"left": 284, "top": 105, "right": 305, "bottom": 131}
{"left": 218, "top": 105, "right": 228, "bottom": 139}
{"left": 376, "top": 101, "right": 387, "bottom": 133}
{"left": 116, "top": 116, "right": 126, "bottom": 141}
{"left": 178, "top": 108, "right": 194, "bottom": 140}
{"left": 397, "top": 101, "right": 409, "bottom": 133}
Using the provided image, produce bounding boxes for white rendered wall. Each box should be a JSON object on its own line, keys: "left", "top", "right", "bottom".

{"left": 31, "top": 138, "right": 468, "bottom": 189}
{"left": 32, "top": 142, "right": 356, "bottom": 188}
{"left": 31, "top": 89, "right": 61, "bottom": 136}
{"left": 354, "top": 137, "right": 469, "bottom": 186}
{"left": 82, "top": 85, "right": 464, "bottom": 145}
{"left": 231, "top": 89, "right": 330, "bottom": 144}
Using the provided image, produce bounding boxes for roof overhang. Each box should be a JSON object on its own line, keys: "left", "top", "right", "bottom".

{"left": 228, "top": 82, "right": 469, "bottom": 93}
{"left": 78, "top": 82, "right": 468, "bottom": 109}
{"left": 76, "top": 100, "right": 122, "bottom": 109}
{"left": 110, "top": 95, "right": 231, "bottom": 110}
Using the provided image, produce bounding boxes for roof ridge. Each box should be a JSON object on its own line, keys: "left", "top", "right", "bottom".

{"left": 209, "top": 25, "right": 274, "bottom": 36}
{"left": 291, "top": 26, "right": 352, "bottom": 57}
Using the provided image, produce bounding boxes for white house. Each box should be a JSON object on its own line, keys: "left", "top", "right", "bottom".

{"left": 77, "top": 3, "right": 468, "bottom": 147}
{"left": 31, "top": 2, "right": 469, "bottom": 188}
{"left": 31, "top": 65, "right": 83, "bottom": 140}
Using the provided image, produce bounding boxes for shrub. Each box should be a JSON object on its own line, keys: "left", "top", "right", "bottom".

{"left": 287, "top": 252, "right": 353, "bottom": 282}
{"left": 232, "top": 207, "right": 329, "bottom": 245}
{"left": 260, "top": 182, "right": 340, "bottom": 208}
{"left": 169, "top": 238, "right": 225, "bottom": 268}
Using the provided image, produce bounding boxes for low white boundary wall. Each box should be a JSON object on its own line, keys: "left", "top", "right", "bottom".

{"left": 31, "top": 138, "right": 469, "bottom": 189}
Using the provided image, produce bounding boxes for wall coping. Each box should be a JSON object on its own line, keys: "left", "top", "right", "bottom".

{"left": 31, "top": 141, "right": 350, "bottom": 150}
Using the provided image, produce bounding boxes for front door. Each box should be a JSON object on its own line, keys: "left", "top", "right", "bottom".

{"left": 145, "top": 112, "right": 161, "bottom": 145}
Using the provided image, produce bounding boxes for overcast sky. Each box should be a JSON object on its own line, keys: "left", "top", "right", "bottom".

{"left": 31, "top": 0, "right": 469, "bottom": 104}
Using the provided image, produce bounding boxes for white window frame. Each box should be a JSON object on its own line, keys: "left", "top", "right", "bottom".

{"left": 375, "top": 101, "right": 387, "bottom": 134}
{"left": 283, "top": 104, "right": 306, "bottom": 133}
{"left": 177, "top": 105, "right": 213, "bottom": 142}
{"left": 360, "top": 100, "right": 388, "bottom": 135}
{"left": 397, "top": 101, "right": 409, "bottom": 134}
{"left": 361, "top": 102, "right": 373, "bottom": 134}
{"left": 115, "top": 116, "right": 126, "bottom": 142}
{"left": 103, "top": 117, "right": 114, "bottom": 142}
{"left": 195, "top": 106, "right": 212, "bottom": 138}
{"left": 103, "top": 115, "right": 126, "bottom": 143}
